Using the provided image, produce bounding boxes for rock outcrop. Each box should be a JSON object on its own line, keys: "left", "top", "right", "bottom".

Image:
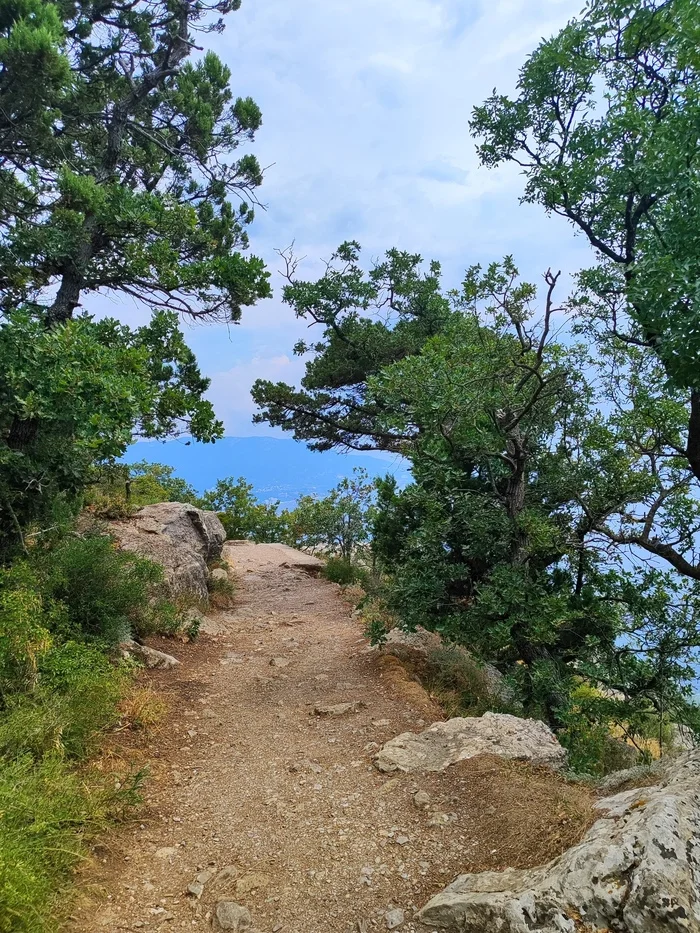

{"left": 418, "top": 748, "right": 700, "bottom": 933}
{"left": 374, "top": 713, "right": 567, "bottom": 774}
{"left": 109, "top": 502, "right": 226, "bottom": 602}
{"left": 225, "top": 540, "right": 323, "bottom": 574}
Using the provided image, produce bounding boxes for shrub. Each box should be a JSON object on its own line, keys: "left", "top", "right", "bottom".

{"left": 35, "top": 534, "right": 164, "bottom": 646}
{"left": 0, "top": 580, "right": 53, "bottom": 700}
{"left": 208, "top": 574, "right": 236, "bottom": 610}
{"left": 322, "top": 556, "right": 371, "bottom": 589}
{"left": 423, "top": 646, "right": 516, "bottom": 718}
{"left": 0, "top": 643, "right": 126, "bottom": 762}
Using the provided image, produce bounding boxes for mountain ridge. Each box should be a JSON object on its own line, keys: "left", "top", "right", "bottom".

{"left": 123, "top": 435, "right": 410, "bottom": 505}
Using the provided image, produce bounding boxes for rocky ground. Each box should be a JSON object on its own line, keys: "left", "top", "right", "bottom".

{"left": 68, "top": 543, "right": 593, "bottom": 933}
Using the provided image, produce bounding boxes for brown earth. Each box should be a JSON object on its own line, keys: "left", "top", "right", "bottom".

{"left": 68, "top": 543, "right": 593, "bottom": 933}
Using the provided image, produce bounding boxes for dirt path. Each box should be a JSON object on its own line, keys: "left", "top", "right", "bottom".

{"left": 69, "top": 543, "right": 591, "bottom": 933}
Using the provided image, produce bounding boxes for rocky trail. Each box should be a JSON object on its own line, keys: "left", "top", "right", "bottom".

{"left": 69, "top": 543, "right": 594, "bottom": 933}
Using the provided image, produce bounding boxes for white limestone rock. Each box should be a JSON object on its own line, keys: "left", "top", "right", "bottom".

{"left": 418, "top": 748, "right": 700, "bottom": 933}
{"left": 374, "top": 712, "right": 567, "bottom": 774}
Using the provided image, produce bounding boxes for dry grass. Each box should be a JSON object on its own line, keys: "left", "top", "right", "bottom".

{"left": 117, "top": 687, "right": 168, "bottom": 734}
{"left": 340, "top": 583, "right": 366, "bottom": 607}
{"left": 427, "top": 754, "right": 597, "bottom": 871}
{"left": 208, "top": 576, "right": 236, "bottom": 610}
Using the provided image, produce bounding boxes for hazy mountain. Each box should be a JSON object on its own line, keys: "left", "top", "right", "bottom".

{"left": 123, "top": 436, "right": 410, "bottom": 506}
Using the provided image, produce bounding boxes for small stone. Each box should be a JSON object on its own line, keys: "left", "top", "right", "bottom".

{"left": 235, "top": 872, "right": 271, "bottom": 895}
{"left": 428, "top": 812, "right": 452, "bottom": 827}
{"left": 395, "top": 835, "right": 409, "bottom": 846}
{"left": 120, "top": 640, "right": 180, "bottom": 670}
{"left": 270, "top": 657, "right": 291, "bottom": 668}
{"left": 413, "top": 790, "right": 431, "bottom": 809}
{"left": 214, "top": 901, "right": 252, "bottom": 932}
{"left": 210, "top": 568, "right": 229, "bottom": 583}
{"left": 385, "top": 908, "right": 405, "bottom": 929}
{"left": 374, "top": 778, "right": 401, "bottom": 797}
{"left": 187, "top": 880, "right": 204, "bottom": 899}
{"left": 372, "top": 719, "right": 390, "bottom": 727}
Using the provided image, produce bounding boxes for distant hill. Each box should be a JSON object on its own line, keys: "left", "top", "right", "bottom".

{"left": 123, "top": 436, "right": 411, "bottom": 506}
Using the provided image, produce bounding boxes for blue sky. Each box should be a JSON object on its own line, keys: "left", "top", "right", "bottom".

{"left": 103, "top": 0, "right": 591, "bottom": 436}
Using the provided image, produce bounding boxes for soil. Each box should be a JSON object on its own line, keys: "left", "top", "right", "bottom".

{"left": 68, "top": 542, "right": 594, "bottom": 933}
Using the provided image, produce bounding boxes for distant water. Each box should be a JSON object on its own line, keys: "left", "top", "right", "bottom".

{"left": 123, "top": 435, "right": 411, "bottom": 506}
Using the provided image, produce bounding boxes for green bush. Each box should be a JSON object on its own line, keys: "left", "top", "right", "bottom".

{"left": 322, "top": 556, "right": 371, "bottom": 589}
{"left": 0, "top": 528, "right": 166, "bottom": 928}
{"left": 0, "top": 579, "right": 53, "bottom": 701}
{"left": 35, "top": 533, "right": 165, "bottom": 646}
{"left": 423, "top": 646, "right": 517, "bottom": 718}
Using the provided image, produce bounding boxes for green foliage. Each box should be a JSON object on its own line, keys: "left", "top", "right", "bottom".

{"left": 0, "top": 0, "right": 271, "bottom": 556}
{"left": 0, "top": 642, "right": 125, "bottom": 761}
{"left": 0, "top": 524, "right": 159, "bottom": 930}
{"left": 255, "top": 241, "right": 700, "bottom": 759}
{"left": 0, "top": 308, "right": 223, "bottom": 556}
{"left": 0, "top": 0, "right": 270, "bottom": 324}
{"left": 207, "top": 573, "right": 236, "bottom": 610}
{"left": 199, "top": 476, "right": 288, "bottom": 542}
{"left": 470, "top": 0, "right": 700, "bottom": 477}
{"left": 0, "top": 753, "right": 140, "bottom": 933}
{"left": 322, "top": 556, "right": 370, "bottom": 589}
{"left": 253, "top": 242, "right": 452, "bottom": 451}
{"left": 34, "top": 534, "right": 166, "bottom": 646}
{"left": 287, "top": 468, "right": 376, "bottom": 559}
{"left": 423, "top": 646, "right": 516, "bottom": 719}
{"left": 128, "top": 462, "right": 198, "bottom": 506}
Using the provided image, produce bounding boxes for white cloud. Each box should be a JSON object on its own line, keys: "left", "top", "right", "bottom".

{"left": 99, "top": 0, "right": 592, "bottom": 435}
{"left": 207, "top": 354, "right": 306, "bottom": 435}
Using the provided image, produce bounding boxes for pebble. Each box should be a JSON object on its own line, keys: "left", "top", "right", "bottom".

{"left": 214, "top": 901, "right": 252, "bottom": 931}
{"left": 385, "top": 908, "right": 405, "bottom": 929}
{"left": 428, "top": 812, "right": 453, "bottom": 827}
{"left": 213, "top": 865, "right": 238, "bottom": 886}
{"left": 313, "top": 701, "right": 364, "bottom": 716}
{"left": 413, "top": 790, "right": 431, "bottom": 809}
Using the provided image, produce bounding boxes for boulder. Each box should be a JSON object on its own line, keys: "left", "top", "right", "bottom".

{"left": 418, "top": 748, "right": 700, "bottom": 933}
{"left": 109, "top": 502, "right": 226, "bottom": 602}
{"left": 669, "top": 722, "right": 697, "bottom": 752}
{"left": 382, "top": 626, "right": 442, "bottom": 663}
{"left": 374, "top": 712, "right": 567, "bottom": 774}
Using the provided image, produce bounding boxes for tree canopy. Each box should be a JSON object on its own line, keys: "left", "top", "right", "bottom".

{"left": 470, "top": 0, "right": 700, "bottom": 476}
{"left": 0, "top": 0, "right": 270, "bottom": 324}
{"left": 0, "top": 0, "right": 269, "bottom": 552}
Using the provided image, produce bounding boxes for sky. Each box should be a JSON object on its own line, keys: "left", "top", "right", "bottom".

{"left": 101, "top": 0, "right": 592, "bottom": 437}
